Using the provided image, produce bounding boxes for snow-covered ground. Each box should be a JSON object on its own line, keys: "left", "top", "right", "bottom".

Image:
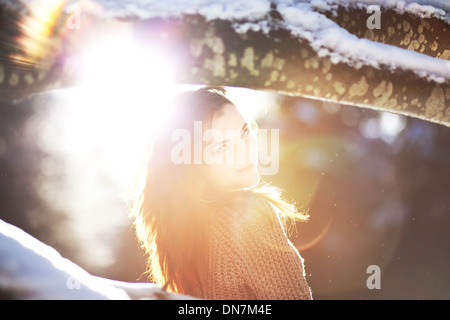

{"left": 0, "top": 219, "right": 193, "bottom": 299}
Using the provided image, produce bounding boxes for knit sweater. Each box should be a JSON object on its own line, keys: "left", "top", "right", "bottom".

{"left": 201, "top": 203, "right": 313, "bottom": 300}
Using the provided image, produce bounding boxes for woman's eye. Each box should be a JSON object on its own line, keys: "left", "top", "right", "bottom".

{"left": 241, "top": 127, "right": 250, "bottom": 139}
{"left": 215, "top": 143, "right": 228, "bottom": 154}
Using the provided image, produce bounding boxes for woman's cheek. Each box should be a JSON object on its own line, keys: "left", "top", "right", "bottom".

{"left": 249, "top": 135, "right": 259, "bottom": 164}
{"left": 206, "top": 163, "right": 231, "bottom": 189}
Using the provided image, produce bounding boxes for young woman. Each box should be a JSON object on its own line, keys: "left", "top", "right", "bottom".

{"left": 126, "top": 86, "right": 312, "bottom": 300}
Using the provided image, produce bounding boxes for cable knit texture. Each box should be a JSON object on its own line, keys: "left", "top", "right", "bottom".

{"left": 201, "top": 204, "right": 313, "bottom": 300}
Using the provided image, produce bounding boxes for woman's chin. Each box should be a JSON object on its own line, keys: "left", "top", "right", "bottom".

{"left": 236, "top": 169, "right": 261, "bottom": 190}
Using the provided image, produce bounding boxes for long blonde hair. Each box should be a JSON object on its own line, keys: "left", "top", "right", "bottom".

{"left": 124, "top": 86, "right": 308, "bottom": 297}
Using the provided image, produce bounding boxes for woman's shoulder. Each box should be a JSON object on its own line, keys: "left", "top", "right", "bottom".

{"left": 213, "top": 200, "right": 281, "bottom": 237}
{"left": 213, "top": 205, "right": 246, "bottom": 231}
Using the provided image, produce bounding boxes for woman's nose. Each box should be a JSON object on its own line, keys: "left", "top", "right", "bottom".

{"left": 235, "top": 136, "right": 256, "bottom": 165}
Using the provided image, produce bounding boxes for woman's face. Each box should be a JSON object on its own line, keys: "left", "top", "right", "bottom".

{"left": 202, "top": 103, "right": 260, "bottom": 191}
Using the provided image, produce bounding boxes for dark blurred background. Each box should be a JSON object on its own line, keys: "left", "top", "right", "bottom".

{"left": 0, "top": 87, "right": 449, "bottom": 299}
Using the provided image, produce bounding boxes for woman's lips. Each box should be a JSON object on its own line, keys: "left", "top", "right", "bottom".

{"left": 236, "top": 163, "right": 256, "bottom": 172}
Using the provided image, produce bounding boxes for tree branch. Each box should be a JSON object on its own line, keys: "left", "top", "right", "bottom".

{"left": 310, "top": 0, "right": 450, "bottom": 59}
{"left": 0, "top": 0, "right": 448, "bottom": 128}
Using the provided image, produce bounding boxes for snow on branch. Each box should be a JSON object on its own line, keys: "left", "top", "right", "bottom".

{"left": 310, "top": 0, "right": 450, "bottom": 60}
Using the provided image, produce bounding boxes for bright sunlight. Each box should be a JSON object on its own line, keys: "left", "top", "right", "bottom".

{"left": 45, "top": 28, "right": 274, "bottom": 268}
